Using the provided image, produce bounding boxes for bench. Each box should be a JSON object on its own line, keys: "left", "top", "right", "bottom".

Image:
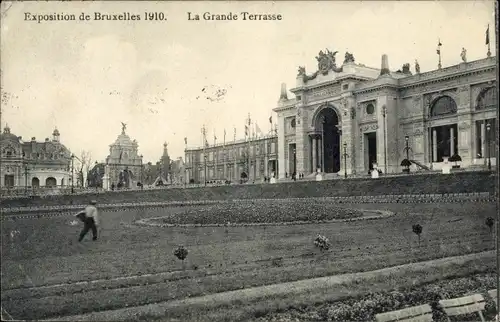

{"left": 439, "top": 293, "right": 486, "bottom": 322}
{"left": 375, "top": 304, "right": 433, "bottom": 322}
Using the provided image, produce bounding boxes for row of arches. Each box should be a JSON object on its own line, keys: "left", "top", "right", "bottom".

{"left": 430, "top": 87, "right": 496, "bottom": 117}
{"left": 295, "top": 87, "right": 496, "bottom": 175}
{"left": 30, "top": 177, "right": 62, "bottom": 188}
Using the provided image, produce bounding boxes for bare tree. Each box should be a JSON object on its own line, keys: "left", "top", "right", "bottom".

{"left": 78, "top": 151, "right": 93, "bottom": 187}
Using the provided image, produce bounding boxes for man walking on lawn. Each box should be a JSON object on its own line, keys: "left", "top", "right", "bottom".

{"left": 77, "top": 200, "right": 100, "bottom": 242}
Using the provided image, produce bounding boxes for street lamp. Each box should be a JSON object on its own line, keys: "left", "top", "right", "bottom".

{"left": 486, "top": 122, "right": 491, "bottom": 170}
{"left": 204, "top": 154, "right": 207, "bottom": 186}
{"left": 93, "top": 161, "right": 97, "bottom": 191}
{"left": 292, "top": 149, "right": 297, "bottom": 180}
{"left": 321, "top": 116, "right": 325, "bottom": 173}
{"left": 403, "top": 135, "right": 412, "bottom": 174}
{"left": 23, "top": 154, "right": 29, "bottom": 195}
{"left": 343, "top": 142, "right": 349, "bottom": 179}
{"left": 382, "top": 105, "right": 387, "bottom": 175}
{"left": 140, "top": 155, "right": 143, "bottom": 189}
{"left": 71, "top": 154, "right": 75, "bottom": 194}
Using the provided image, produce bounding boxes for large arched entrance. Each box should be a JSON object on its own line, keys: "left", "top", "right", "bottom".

{"left": 315, "top": 107, "right": 341, "bottom": 173}
{"left": 45, "top": 177, "right": 57, "bottom": 187}
{"left": 32, "top": 177, "right": 40, "bottom": 188}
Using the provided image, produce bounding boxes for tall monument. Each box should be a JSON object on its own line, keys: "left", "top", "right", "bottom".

{"left": 104, "top": 123, "right": 143, "bottom": 189}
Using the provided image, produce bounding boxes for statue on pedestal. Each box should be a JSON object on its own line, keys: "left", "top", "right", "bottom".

{"left": 460, "top": 48, "right": 467, "bottom": 63}
{"left": 344, "top": 52, "right": 355, "bottom": 64}
{"left": 414, "top": 60, "right": 420, "bottom": 74}
{"left": 121, "top": 122, "right": 127, "bottom": 134}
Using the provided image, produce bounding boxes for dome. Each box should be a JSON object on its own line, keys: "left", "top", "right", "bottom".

{"left": 112, "top": 133, "right": 134, "bottom": 147}
{"left": 0, "top": 125, "right": 20, "bottom": 142}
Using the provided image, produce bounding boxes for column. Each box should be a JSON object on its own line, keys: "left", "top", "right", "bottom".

{"left": 432, "top": 129, "right": 437, "bottom": 162}
{"left": 233, "top": 159, "right": 237, "bottom": 181}
{"left": 481, "top": 121, "right": 486, "bottom": 157}
{"left": 450, "top": 127, "right": 455, "bottom": 156}
{"left": 312, "top": 137, "right": 317, "bottom": 173}
{"left": 319, "top": 137, "right": 324, "bottom": 172}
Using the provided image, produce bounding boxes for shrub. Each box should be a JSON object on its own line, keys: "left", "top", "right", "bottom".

{"left": 174, "top": 245, "right": 188, "bottom": 269}
{"left": 412, "top": 224, "right": 423, "bottom": 246}
{"left": 485, "top": 217, "right": 495, "bottom": 234}
{"left": 314, "top": 235, "right": 330, "bottom": 251}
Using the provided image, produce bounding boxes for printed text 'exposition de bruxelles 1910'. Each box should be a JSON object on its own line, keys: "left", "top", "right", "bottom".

{"left": 23, "top": 12, "right": 283, "bottom": 23}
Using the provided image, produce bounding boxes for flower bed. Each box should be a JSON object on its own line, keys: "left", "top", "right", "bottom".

{"left": 254, "top": 272, "right": 498, "bottom": 322}
{"left": 155, "top": 201, "right": 365, "bottom": 225}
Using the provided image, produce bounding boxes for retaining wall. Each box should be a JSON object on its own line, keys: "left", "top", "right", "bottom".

{"left": 1, "top": 171, "right": 495, "bottom": 209}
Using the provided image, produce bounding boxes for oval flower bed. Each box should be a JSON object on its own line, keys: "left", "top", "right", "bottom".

{"left": 152, "top": 200, "right": 366, "bottom": 225}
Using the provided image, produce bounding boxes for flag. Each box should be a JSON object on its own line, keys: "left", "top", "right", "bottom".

{"left": 436, "top": 39, "right": 442, "bottom": 55}
{"left": 255, "top": 123, "right": 263, "bottom": 137}
{"left": 205, "top": 139, "right": 209, "bottom": 148}
{"left": 245, "top": 125, "right": 249, "bottom": 137}
{"left": 486, "top": 24, "right": 490, "bottom": 45}
{"left": 269, "top": 116, "right": 272, "bottom": 124}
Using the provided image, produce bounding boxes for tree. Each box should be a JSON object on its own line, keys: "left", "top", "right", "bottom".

{"left": 78, "top": 151, "right": 92, "bottom": 187}
{"left": 412, "top": 224, "right": 423, "bottom": 246}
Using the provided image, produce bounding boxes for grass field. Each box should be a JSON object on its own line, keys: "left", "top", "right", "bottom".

{"left": 1, "top": 200, "right": 497, "bottom": 320}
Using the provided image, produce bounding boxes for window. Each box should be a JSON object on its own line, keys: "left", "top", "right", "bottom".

{"left": 430, "top": 96, "right": 457, "bottom": 117}
{"left": 290, "top": 118, "right": 296, "bottom": 128}
{"left": 343, "top": 84, "right": 349, "bottom": 90}
{"left": 475, "top": 119, "right": 497, "bottom": 158}
{"left": 366, "top": 103, "right": 375, "bottom": 115}
{"left": 476, "top": 87, "right": 496, "bottom": 110}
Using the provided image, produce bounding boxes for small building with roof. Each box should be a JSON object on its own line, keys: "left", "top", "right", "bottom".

{"left": 0, "top": 125, "right": 72, "bottom": 189}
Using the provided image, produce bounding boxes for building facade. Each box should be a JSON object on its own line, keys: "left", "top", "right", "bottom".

{"left": 103, "top": 125, "right": 143, "bottom": 189}
{"left": 185, "top": 135, "right": 279, "bottom": 184}
{"left": 0, "top": 125, "right": 72, "bottom": 189}
{"left": 273, "top": 50, "right": 497, "bottom": 179}
{"left": 170, "top": 157, "right": 185, "bottom": 185}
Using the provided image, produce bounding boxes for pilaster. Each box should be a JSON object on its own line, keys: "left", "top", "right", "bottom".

{"left": 277, "top": 113, "right": 286, "bottom": 179}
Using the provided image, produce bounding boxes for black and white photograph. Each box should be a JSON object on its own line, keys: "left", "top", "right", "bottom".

{"left": 0, "top": 1, "right": 499, "bottom": 321}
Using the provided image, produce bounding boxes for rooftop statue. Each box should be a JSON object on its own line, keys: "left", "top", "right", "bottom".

{"left": 344, "top": 52, "right": 355, "bottom": 64}
{"left": 402, "top": 63, "right": 411, "bottom": 75}
{"left": 121, "top": 122, "right": 127, "bottom": 134}
{"left": 297, "top": 48, "right": 343, "bottom": 83}
{"left": 415, "top": 59, "right": 420, "bottom": 74}
{"left": 461, "top": 47, "right": 467, "bottom": 63}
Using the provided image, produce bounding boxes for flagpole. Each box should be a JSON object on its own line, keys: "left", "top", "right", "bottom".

{"left": 202, "top": 125, "right": 207, "bottom": 186}
{"left": 214, "top": 130, "right": 217, "bottom": 180}
{"left": 486, "top": 24, "right": 491, "bottom": 57}
{"left": 223, "top": 129, "right": 226, "bottom": 180}
{"left": 437, "top": 38, "right": 442, "bottom": 69}
{"left": 247, "top": 114, "right": 251, "bottom": 181}
{"left": 233, "top": 127, "right": 236, "bottom": 182}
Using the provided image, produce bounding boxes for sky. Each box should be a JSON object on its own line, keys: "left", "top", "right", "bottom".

{"left": 0, "top": 1, "right": 496, "bottom": 164}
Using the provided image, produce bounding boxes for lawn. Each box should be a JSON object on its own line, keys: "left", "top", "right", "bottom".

{"left": 0, "top": 200, "right": 497, "bottom": 320}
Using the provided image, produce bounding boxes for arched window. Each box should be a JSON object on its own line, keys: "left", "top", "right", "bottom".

{"left": 430, "top": 96, "right": 457, "bottom": 117}
{"left": 366, "top": 103, "right": 375, "bottom": 115}
{"left": 45, "top": 177, "right": 57, "bottom": 187}
{"left": 290, "top": 118, "right": 296, "bottom": 128}
{"left": 476, "top": 87, "right": 496, "bottom": 110}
